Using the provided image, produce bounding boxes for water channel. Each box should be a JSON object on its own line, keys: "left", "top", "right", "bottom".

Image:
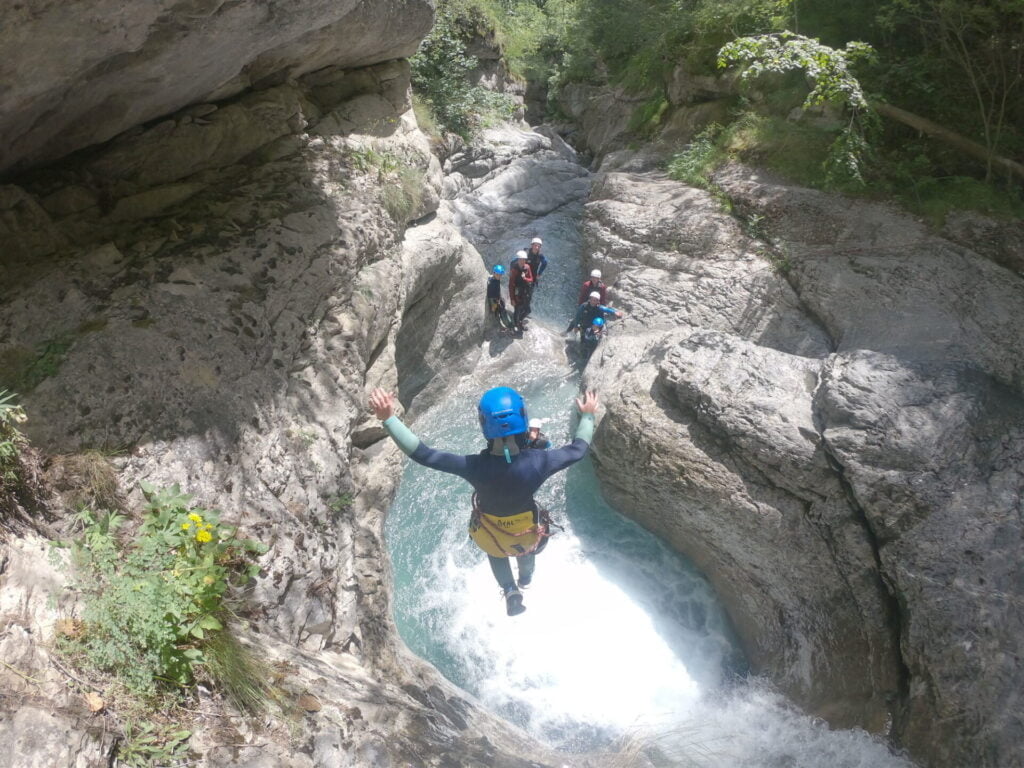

{"left": 386, "top": 136, "right": 917, "bottom": 767}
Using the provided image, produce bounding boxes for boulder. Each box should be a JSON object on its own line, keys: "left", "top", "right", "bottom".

{"left": 581, "top": 161, "right": 1024, "bottom": 767}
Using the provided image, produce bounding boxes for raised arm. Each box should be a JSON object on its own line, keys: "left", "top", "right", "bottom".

{"left": 369, "top": 387, "right": 472, "bottom": 476}
{"left": 542, "top": 390, "right": 600, "bottom": 474}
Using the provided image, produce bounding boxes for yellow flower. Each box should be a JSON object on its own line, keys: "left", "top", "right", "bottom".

{"left": 188, "top": 513, "right": 203, "bottom": 523}
{"left": 181, "top": 522, "right": 191, "bottom": 530}
{"left": 196, "top": 530, "right": 213, "bottom": 543}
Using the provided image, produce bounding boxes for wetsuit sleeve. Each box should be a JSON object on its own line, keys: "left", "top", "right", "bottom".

{"left": 575, "top": 412, "right": 595, "bottom": 444}
{"left": 569, "top": 304, "right": 584, "bottom": 329}
{"left": 539, "top": 255, "right": 548, "bottom": 276}
{"left": 409, "top": 442, "right": 473, "bottom": 478}
{"left": 541, "top": 438, "right": 590, "bottom": 477}
{"left": 382, "top": 415, "right": 420, "bottom": 456}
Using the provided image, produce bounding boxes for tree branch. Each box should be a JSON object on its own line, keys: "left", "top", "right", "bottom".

{"left": 872, "top": 101, "right": 1024, "bottom": 182}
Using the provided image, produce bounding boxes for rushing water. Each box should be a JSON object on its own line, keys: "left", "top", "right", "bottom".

{"left": 386, "top": 158, "right": 917, "bottom": 767}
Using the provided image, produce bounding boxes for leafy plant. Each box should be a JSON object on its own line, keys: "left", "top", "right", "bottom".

{"left": 668, "top": 123, "right": 727, "bottom": 188}
{"left": 0, "top": 390, "right": 27, "bottom": 486}
{"left": 410, "top": 0, "right": 519, "bottom": 138}
{"left": 718, "top": 32, "right": 878, "bottom": 185}
{"left": 58, "top": 483, "right": 267, "bottom": 698}
{"left": 328, "top": 492, "right": 354, "bottom": 515}
{"left": 116, "top": 720, "right": 191, "bottom": 768}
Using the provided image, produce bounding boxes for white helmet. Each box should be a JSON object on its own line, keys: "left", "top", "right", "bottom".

{"left": 515, "top": 250, "right": 528, "bottom": 260}
{"left": 531, "top": 237, "right": 543, "bottom": 245}
{"left": 590, "top": 269, "right": 602, "bottom": 278}
{"left": 589, "top": 291, "right": 601, "bottom": 299}
{"left": 528, "top": 418, "right": 542, "bottom": 429}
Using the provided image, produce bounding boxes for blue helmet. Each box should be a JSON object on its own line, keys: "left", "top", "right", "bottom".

{"left": 478, "top": 387, "right": 528, "bottom": 439}
{"left": 493, "top": 265, "right": 505, "bottom": 275}
{"left": 592, "top": 317, "right": 605, "bottom": 327}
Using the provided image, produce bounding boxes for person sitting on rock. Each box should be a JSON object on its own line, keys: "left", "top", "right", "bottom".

{"left": 526, "top": 237, "right": 548, "bottom": 289}
{"left": 509, "top": 250, "right": 535, "bottom": 333}
{"left": 577, "top": 268, "right": 607, "bottom": 305}
{"left": 369, "top": 386, "right": 599, "bottom": 617}
{"left": 526, "top": 418, "right": 551, "bottom": 449}
{"left": 566, "top": 291, "right": 623, "bottom": 336}
{"left": 486, "top": 265, "right": 513, "bottom": 331}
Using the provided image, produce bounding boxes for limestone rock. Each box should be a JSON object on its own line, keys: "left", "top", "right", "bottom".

{"left": 0, "top": 52, "right": 582, "bottom": 766}
{"left": 0, "top": 0, "right": 434, "bottom": 176}
{"left": 581, "top": 161, "right": 1024, "bottom": 768}
{"left": 817, "top": 351, "right": 1024, "bottom": 767}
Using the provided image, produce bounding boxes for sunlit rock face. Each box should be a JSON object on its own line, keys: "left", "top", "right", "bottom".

{"left": 580, "top": 159, "right": 1024, "bottom": 768}
{"left": 0, "top": 1, "right": 599, "bottom": 763}
{"left": 0, "top": 0, "right": 434, "bottom": 177}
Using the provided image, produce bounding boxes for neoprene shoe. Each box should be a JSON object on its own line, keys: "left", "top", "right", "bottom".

{"left": 504, "top": 588, "right": 525, "bottom": 616}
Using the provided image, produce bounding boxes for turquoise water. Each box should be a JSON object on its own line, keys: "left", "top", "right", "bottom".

{"left": 386, "top": 177, "right": 917, "bottom": 766}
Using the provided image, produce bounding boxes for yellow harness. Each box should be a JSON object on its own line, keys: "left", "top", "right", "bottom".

{"left": 467, "top": 494, "right": 557, "bottom": 558}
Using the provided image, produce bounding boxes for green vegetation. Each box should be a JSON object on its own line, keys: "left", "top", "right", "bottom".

{"left": 443, "top": 0, "right": 1021, "bottom": 218}
{"left": 345, "top": 145, "right": 427, "bottom": 222}
{"left": 0, "top": 390, "right": 27, "bottom": 488}
{"left": 0, "top": 335, "right": 73, "bottom": 394}
{"left": 328, "top": 492, "right": 354, "bottom": 516}
{"left": 116, "top": 721, "right": 192, "bottom": 768}
{"left": 410, "top": 0, "right": 521, "bottom": 137}
{"left": 57, "top": 482, "right": 268, "bottom": 703}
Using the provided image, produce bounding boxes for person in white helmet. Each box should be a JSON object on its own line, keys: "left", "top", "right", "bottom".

{"left": 525, "top": 418, "right": 551, "bottom": 449}
{"left": 525, "top": 237, "right": 548, "bottom": 289}
{"left": 508, "top": 250, "right": 535, "bottom": 333}
{"left": 577, "top": 267, "right": 607, "bottom": 304}
{"left": 566, "top": 290, "right": 622, "bottom": 335}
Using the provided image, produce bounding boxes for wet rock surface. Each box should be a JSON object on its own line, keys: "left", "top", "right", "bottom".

{"left": 581, "top": 161, "right": 1024, "bottom": 767}
{"left": 0, "top": 36, "right": 589, "bottom": 768}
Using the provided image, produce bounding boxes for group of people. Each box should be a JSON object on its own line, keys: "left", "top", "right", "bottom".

{"left": 486, "top": 237, "right": 548, "bottom": 333}
{"left": 486, "top": 236, "right": 624, "bottom": 356}
{"left": 371, "top": 237, "right": 627, "bottom": 618}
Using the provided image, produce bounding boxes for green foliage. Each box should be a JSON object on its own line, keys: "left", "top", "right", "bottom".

{"left": 202, "top": 630, "right": 272, "bottom": 715}
{"left": 410, "top": 0, "right": 519, "bottom": 138}
{"left": 346, "top": 146, "right": 428, "bottom": 223}
{"left": 117, "top": 720, "right": 191, "bottom": 768}
{"left": 892, "top": 172, "right": 1024, "bottom": 226}
{"left": 629, "top": 96, "right": 670, "bottom": 136}
{"left": 328, "top": 492, "right": 354, "bottom": 515}
{"left": 0, "top": 335, "right": 73, "bottom": 393}
{"left": 718, "top": 32, "right": 875, "bottom": 110}
{"left": 718, "top": 32, "right": 877, "bottom": 185}
{"left": 0, "top": 390, "right": 27, "bottom": 486}
{"left": 58, "top": 483, "right": 267, "bottom": 698}
{"left": 667, "top": 123, "right": 728, "bottom": 188}
{"left": 412, "top": 94, "right": 443, "bottom": 141}
{"left": 875, "top": 0, "right": 1024, "bottom": 174}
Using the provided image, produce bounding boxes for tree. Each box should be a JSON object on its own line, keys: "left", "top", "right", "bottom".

{"left": 878, "top": 0, "right": 1024, "bottom": 181}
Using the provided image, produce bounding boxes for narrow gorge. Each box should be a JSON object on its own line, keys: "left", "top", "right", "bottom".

{"left": 1, "top": 2, "right": 1022, "bottom": 767}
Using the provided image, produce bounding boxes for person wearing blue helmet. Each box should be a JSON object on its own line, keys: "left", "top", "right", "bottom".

{"left": 486, "top": 264, "right": 513, "bottom": 330}
{"left": 369, "top": 385, "right": 599, "bottom": 616}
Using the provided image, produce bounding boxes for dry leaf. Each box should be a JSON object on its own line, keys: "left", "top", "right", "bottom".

{"left": 84, "top": 692, "right": 105, "bottom": 713}
{"left": 55, "top": 618, "right": 84, "bottom": 639}
{"left": 297, "top": 693, "right": 321, "bottom": 712}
